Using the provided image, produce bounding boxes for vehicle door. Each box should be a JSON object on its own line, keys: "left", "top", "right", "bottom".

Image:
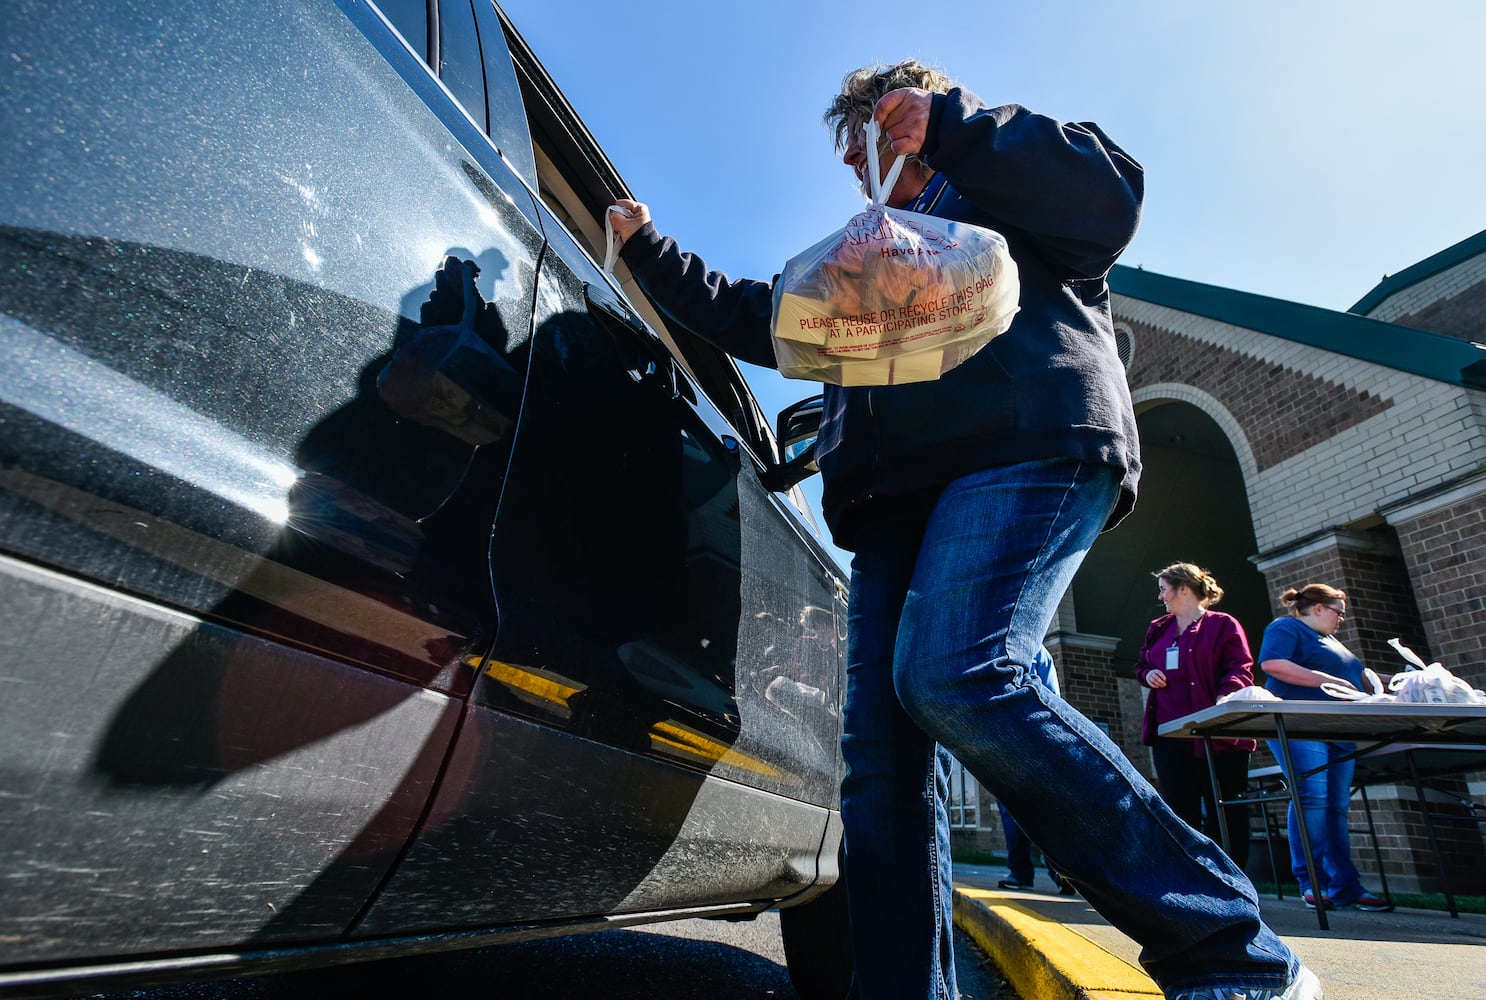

{"left": 360, "top": 186, "right": 846, "bottom": 931}
{"left": 0, "top": 0, "right": 539, "bottom": 962}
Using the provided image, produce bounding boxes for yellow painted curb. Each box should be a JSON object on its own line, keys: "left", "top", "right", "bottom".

{"left": 953, "top": 886, "right": 1162, "bottom": 1000}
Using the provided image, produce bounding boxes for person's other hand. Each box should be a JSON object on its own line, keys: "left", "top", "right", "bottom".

{"left": 1146, "top": 668, "right": 1168, "bottom": 689}
{"left": 420, "top": 255, "right": 483, "bottom": 327}
{"left": 873, "top": 88, "right": 934, "bottom": 157}
{"left": 608, "top": 199, "right": 651, "bottom": 248}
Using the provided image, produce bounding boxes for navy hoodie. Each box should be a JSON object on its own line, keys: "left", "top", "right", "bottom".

{"left": 619, "top": 89, "right": 1144, "bottom": 550}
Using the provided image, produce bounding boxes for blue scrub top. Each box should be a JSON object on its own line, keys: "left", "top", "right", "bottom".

{"left": 1258, "top": 616, "right": 1365, "bottom": 701}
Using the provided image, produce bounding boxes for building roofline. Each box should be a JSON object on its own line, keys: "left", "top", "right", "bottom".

{"left": 1347, "top": 228, "right": 1486, "bottom": 315}
{"left": 1108, "top": 264, "right": 1486, "bottom": 390}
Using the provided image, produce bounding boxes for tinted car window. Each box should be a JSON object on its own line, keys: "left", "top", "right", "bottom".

{"left": 474, "top": 0, "right": 537, "bottom": 183}
{"left": 373, "top": 0, "right": 428, "bottom": 58}
{"left": 439, "top": 0, "right": 487, "bottom": 131}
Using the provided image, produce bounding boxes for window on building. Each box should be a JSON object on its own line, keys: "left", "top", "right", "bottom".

{"left": 1114, "top": 323, "right": 1135, "bottom": 370}
{"left": 946, "top": 756, "right": 979, "bottom": 829}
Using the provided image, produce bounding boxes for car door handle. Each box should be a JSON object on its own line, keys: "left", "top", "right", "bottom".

{"left": 584, "top": 281, "right": 695, "bottom": 403}
{"left": 630, "top": 358, "right": 672, "bottom": 392}
{"left": 583, "top": 281, "right": 646, "bottom": 335}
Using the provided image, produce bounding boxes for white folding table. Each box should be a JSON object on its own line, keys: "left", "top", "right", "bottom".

{"left": 1159, "top": 701, "right": 1486, "bottom": 929}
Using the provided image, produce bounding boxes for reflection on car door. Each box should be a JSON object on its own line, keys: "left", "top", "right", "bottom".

{"left": 0, "top": 0, "right": 543, "bottom": 963}
{"left": 357, "top": 206, "right": 845, "bottom": 930}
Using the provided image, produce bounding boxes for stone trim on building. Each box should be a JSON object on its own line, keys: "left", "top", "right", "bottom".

{"left": 1126, "top": 318, "right": 1391, "bottom": 471}
{"left": 1379, "top": 282, "right": 1486, "bottom": 343}
{"left": 1131, "top": 382, "right": 1259, "bottom": 481}
{"left": 1356, "top": 245, "right": 1486, "bottom": 338}
{"left": 1117, "top": 295, "right": 1486, "bottom": 555}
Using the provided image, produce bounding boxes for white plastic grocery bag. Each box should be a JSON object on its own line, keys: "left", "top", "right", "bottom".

{"left": 770, "top": 120, "right": 1019, "bottom": 385}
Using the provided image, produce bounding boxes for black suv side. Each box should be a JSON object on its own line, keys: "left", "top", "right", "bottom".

{"left": 0, "top": 2, "right": 846, "bottom": 995}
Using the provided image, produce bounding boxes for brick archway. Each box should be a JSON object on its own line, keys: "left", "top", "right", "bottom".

{"left": 1052, "top": 397, "right": 1271, "bottom": 777}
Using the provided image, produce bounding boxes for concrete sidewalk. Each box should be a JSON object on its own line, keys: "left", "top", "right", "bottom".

{"left": 952, "top": 862, "right": 1486, "bottom": 1000}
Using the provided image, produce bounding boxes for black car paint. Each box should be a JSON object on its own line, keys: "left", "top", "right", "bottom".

{"left": 0, "top": 0, "right": 843, "bottom": 993}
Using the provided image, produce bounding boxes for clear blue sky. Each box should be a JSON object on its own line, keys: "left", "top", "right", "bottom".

{"left": 498, "top": 0, "right": 1486, "bottom": 556}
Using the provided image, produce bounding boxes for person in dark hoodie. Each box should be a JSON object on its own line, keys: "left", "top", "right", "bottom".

{"left": 608, "top": 59, "right": 1317, "bottom": 1000}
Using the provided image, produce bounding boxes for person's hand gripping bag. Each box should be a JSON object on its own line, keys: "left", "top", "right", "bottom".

{"left": 771, "top": 120, "right": 1019, "bottom": 385}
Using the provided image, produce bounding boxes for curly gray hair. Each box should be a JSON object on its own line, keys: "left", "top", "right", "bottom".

{"left": 823, "top": 59, "right": 959, "bottom": 152}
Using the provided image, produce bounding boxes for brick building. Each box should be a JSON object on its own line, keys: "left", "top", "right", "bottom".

{"left": 951, "top": 229, "right": 1486, "bottom": 893}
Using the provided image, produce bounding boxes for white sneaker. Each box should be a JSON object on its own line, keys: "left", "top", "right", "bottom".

{"left": 1253, "top": 965, "right": 1322, "bottom": 1000}
{"left": 1177, "top": 964, "right": 1323, "bottom": 1000}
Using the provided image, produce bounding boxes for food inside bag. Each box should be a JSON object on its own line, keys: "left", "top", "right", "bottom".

{"left": 770, "top": 121, "right": 1019, "bottom": 385}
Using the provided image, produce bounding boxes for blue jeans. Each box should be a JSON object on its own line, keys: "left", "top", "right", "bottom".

{"left": 1266, "top": 738, "right": 1367, "bottom": 903}
{"left": 997, "top": 799, "right": 1037, "bottom": 884}
{"left": 840, "top": 459, "right": 1297, "bottom": 999}
{"left": 999, "top": 648, "right": 1057, "bottom": 884}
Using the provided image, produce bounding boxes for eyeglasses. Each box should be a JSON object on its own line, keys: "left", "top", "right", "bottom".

{"left": 1320, "top": 604, "right": 1346, "bottom": 620}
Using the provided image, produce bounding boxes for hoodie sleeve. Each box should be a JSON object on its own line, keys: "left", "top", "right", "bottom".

{"left": 921, "top": 89, "right": 1144, "bottom": 280}
{"left": 617, "top": 223, "right": 780, "bottom": 369}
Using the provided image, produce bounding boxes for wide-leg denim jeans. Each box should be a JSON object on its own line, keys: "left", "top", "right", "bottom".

{"left": 840, "top": 459, "right": 1297, "bottom": 999}
{"left": 1267, "top": 737, "right": 1366, "bottom": 903}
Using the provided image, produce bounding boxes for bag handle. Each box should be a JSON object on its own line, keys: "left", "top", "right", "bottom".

{"left": 603, "top": 205, "right": 630, "bottom": 276}
{"left": 864, "top": 119, "right": 906, "bottom": 206}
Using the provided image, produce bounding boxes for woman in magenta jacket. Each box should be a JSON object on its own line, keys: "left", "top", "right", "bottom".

{"left": 1136, "top": 562, "right": 1257, "bottom": 871}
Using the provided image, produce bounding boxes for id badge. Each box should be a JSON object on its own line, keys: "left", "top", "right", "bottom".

{"left": 1165, "top": 644, "right": 1180, "bottom": 672}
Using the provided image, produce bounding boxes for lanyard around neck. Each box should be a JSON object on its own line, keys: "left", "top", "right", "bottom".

{"left": 910, "top": 173, "right": 949, "bottom": 215}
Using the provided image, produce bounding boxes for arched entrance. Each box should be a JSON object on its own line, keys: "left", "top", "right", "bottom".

{"left": 1074, "top": 400, "right": 1271, "bottom": 682}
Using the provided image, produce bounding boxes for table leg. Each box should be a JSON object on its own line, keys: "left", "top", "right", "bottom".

{"left": 1406, "top": 749, "right": 1459, "bottom": 918}
{"left": 1202, "top": 733, "right": 1231, "bottom": 852}
{"left": 1260, "top": 798, "right": 1284, "bottom": 900}
{"left": 1357, "top": 784, "right": 1392, "bottom": 903}
{"left": 1273, "top": 716, "right": 1328, "bottom": 930}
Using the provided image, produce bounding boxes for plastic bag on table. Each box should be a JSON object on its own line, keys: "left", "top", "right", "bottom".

{"left": 770, "top": 119, "right": 1019, "bottom": 385}
{"left": 1217, "top": 685, "right": 1282, "bottom": 704}
{"left": 1387, "top": 663, "right": 1486, "bottom": 704}
{"left": 1319, "top": 640, "right": 1486, "bottom": 704}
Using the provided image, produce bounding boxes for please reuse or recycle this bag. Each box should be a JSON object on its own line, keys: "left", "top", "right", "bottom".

{"left": 770, "top": 120, "right": 1020, "bottom": 385}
